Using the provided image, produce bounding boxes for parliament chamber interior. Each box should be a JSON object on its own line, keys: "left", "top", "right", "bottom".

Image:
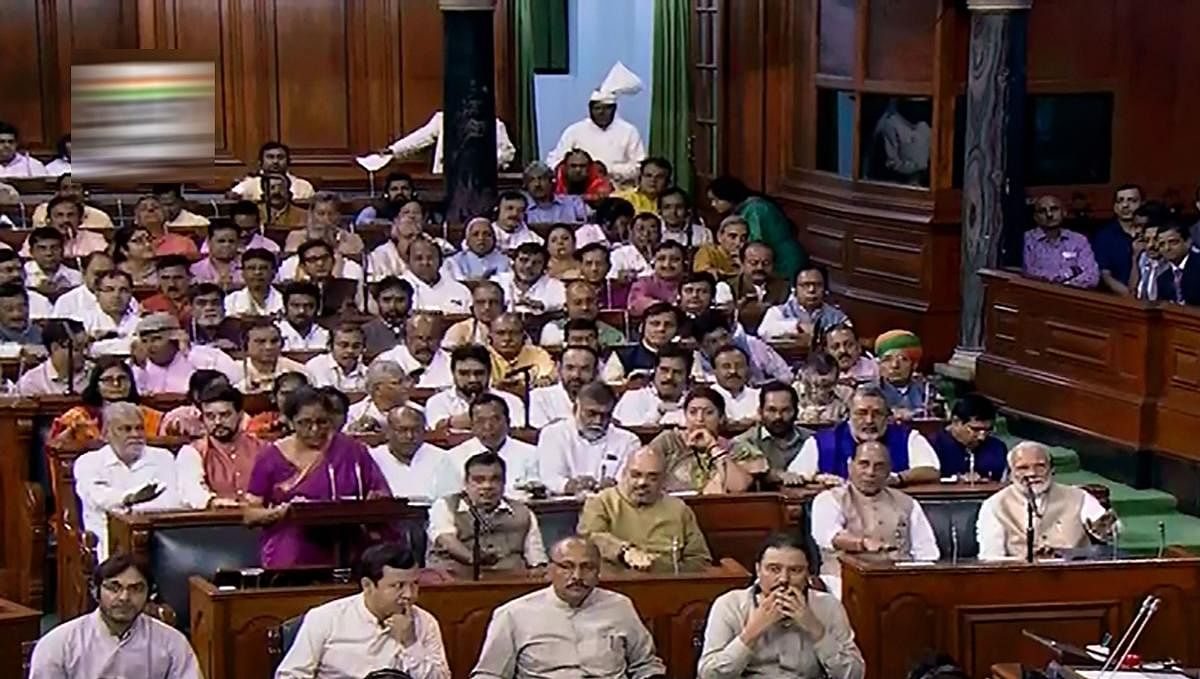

{"left": 3, "top": 0, "right": 1200, "bottom": 678}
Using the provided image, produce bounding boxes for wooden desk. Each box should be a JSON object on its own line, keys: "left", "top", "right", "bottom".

{"left": 0, "top": 597, "right": 39, "bottom": 678}
{"left": 190, "top": 558, "right": 750, "bottom": 679}
{"left": 841, "top": 554, "right": 1200, "bottom": 679}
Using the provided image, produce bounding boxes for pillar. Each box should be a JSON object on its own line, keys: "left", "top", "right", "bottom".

{"left": 441, "top": 0, "right": 499, "bottom": 227}
{"left": 950, "top": 0, "right": 1032, "bottom": 377}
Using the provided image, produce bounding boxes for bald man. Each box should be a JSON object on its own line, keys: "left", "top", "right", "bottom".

{"left": 577, "top": 447, "right": 712, "bottom": 573}
{"left": 367, "top": 406, "right": 459, "bottom": 501}
{"left": 488, "top": 312, "right": 556, "bottom": 388}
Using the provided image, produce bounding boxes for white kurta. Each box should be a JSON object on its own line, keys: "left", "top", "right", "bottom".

{"left": 447, "top": 436, "right": 541, "bottom": 493}
{"left": 387, "top": 111, "right": 517, "bottom": 174}
{"left": 368, "top": 442, "right": 460, "bottom": 502}
{"left": 546, "top": 117, "right": 646, "bottom": 184}
{"left": 711, "top": 384, "right": 761, "bottom": 422}
{"left": 528, "top": 382, "right": 573, "bottom": 429}
{"left": 277, "top": 321, "right": 330, "bottom": 352}
{"left": 403, "top": 272, "right": 472, "bottom": 315}
{"left": 612, "top": 386, "right": 685, "bottom": 427}
{"left": 535, "top": 418, "right": 641, "bottom": 493}
{"left": 424, "top": 388, "right": 527, "bottom": 430}
{"left": 374, "top": 346, "right": 454, "bottom": 389}
{"left": 976, "top": 484, "right": 1108, "bottom": 561}
{"left": 491, "top": 271, "right": 566, "bottom": 314}
{"left": 73, "top": 445, "right": 184, "bottom": 560}
{"left": 786, "top": 430, "right": 942, "bottom": 477}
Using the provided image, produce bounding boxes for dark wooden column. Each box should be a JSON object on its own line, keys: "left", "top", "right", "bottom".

{"left": 441, "top": 0, "right": 499, "bottom": 227}
{"left": 952, "top": 0, "right": 1032, "bottom": 375}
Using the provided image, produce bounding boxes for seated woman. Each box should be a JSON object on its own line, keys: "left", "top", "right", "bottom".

{"left": 48, "top": 357, "right": 164, "bottom": 447}
{"left": 645, "top": 387, "right": 765, "bottom": 494}
{"left": 112, "top": 226, "right": 159, "bottom": 287}
{"left": 244, "top": 387, "right": 390, "bottom": 567}
{"left": 875, "top": 330, "right": 929, "bottom": 419}
{"left": 133, "top": 195, "right": 200, "bottom": 260}
{"left": 545, "top": 224, "right": 582, "bottom": 280}
{"left": 707, "top": 175, "right": 809, "bottom": 283}
{"left": 246, "top": 370, "right": 311, "bottom": 437}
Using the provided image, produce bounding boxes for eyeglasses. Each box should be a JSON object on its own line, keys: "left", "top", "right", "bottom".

{"left": 100, "top": 580, "right": 148, "bottom": 596}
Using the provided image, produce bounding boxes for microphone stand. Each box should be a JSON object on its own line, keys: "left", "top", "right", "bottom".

{"left": 1097, "top": 596, "right": 1160, "bottom": 678}
{"left": 465, "top": 497, "right": 484, "bottom": 581}
{"left": 1157, "top": 521, "right": 1166, "bottom": 559}
{"left": 1024, "top": 479, "right": 1037, "bottom": 563}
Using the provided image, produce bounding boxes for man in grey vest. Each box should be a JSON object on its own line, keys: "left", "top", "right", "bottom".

{"left": 977, "top": 441, "right": 1117, "bottom": 560}
{"left": 426, "top": 452, "right": 547, "bottom": 576}
{"left": 809, "top": 440, "right": 940, "bottom": 591}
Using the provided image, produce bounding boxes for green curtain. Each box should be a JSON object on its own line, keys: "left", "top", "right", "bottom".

{"left": 649, "top": 0, "right": 693, "bottom": 194}
{"left": 513, "top": 0, "right": 540, "bottom": 167}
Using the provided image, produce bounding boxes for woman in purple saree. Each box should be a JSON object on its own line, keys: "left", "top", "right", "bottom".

{"left": 244, "top": 387, "right": 390, "bottom": 567}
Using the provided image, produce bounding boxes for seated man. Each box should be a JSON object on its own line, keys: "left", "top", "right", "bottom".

{"left": 528, "top": 345, "right": 598, "bottom": 428}
{"left": 539, "top": 280, "right": 627, "bottom": 348}
{"left": 133, "top": 196, "right": 201, "bottom": 259}
{"left": 176, "top": 384, "right": 265, "bottom": 508}
{"left": 472, "top": 535, "right": 667, "bottom": 679}
{"left": 228, "top": 141, "right": 315, "bottom": 201}
{"left": 404, "top": 237, "right": 471, "bottom": 314}
{"left": 130, "top": 312, "right": 240, "bottom": 394}
{"left": 246, "top": 371, "right": 309, "bottom": 437}
{"left": 160, "top": 369, "right": 231, "bottom": 438}
{"left": 489, "top": 312, "right": 556, "bottom": 389}
{"left": 52, "top": 251, "right": 129, "bottom": 319}
{"left": 787, "top": 386, "right": 941, "bottom": 486}
{"left": 825, "top": 324, "right": 879, "bottom": 387}
{"left": 977, "top": 441, "right": 1117, "bottom": 560}
{"left": 305, "top": 323, "right": 368, "bottom": 392}
{"left": 492, "top": 242, "right": 565, "bottom": 314}
{"left": 1022, "top": 194, "right": 1100, "bottom": 288}
{"left": 611, "top": 212, "right": 661, "bottom": 282}
{"left": 188, "top": 283, "right": 242, "bottom": 349}
{"left": 678, "top": 272, "right": 735, "bottom": 321}
{"left": 930, "top": 393, "right": 1007, "bottom": 482}
{"left": 524, "top": 161, "right": 587, "bottom": 224}
{"left": 874, "top": 330, "right": 929, "bottom": 417}
{"left": 27, "top": 195, "right": 109, "bottom": 258}
{"left": 24, "top": 226, "right": 82, "bottom": 295}
{"left": 614, "top": 157, "right": 672, "bottom": 215}
{"left": 537, "top": 381, "right": 642, "bottom": 494}
{"left": 731, "top": 381, "right": 812, "bottom": 485}
{"left": 224, "top": 248, "right": 284, "bottom": 318}
{"left": 614, "top": 302, "right": 681, "bottom": 379}
{"left": 355, "top": 171, "right": 415, "bottom": 226}
{"left": 368, "top": 405, "right": 459, "bottom": 501}
{"left": 29, "top": 173, "right": 113, "bottom": 230}
{"left": 758, "top": 265, "right": 850, "bottom": 342}
{"left": 81, "top": 270, "right": 141, "bottom": 356}
{"left": 279, "top": 240, "right": 364, "bottom": 309}
{"left": 576, "top": 196, "right": 633, "bottom": 249}
{"left": 613, "top": 346, "right": 690, "bottom": 427}
{"left": 811, "top": 441, "right": 940, "bottom": 583}
{"left": 277, "top": 282, "right": 330, "bottom": 351}
{"left": 345, "top": 360, "right": 413, "bottom": 433}
{"left": 0, "top": 251, "right": 51, "bottom": 320}
{"left": 217, "top": 199, "right": 280, "bottom": 254}
{"left": 627, "top": 240, "right": 688, "bottom": 317}
{"left": 190, "top": 221, "right": 244, "bottom": 288}
{"left": 451, "top": 393, "right": 540, "bottom": 483}
{"left": 427, "top": 452, "right": 548, "bottom": 575}
{"left": 563, "top": 318, "right": 627, "bottom": 385}
{"left": 578, "top": 446, "right": 713, "bottom": 573}
{"left": 376, "top": 312, "right": 454, "bottom": 389}
{"left": 425, "top": 344, "right": 526, "bottom": 430}
{"left": 795, "top": 351, "right": 852, "bottom": 425}
{"left": 72, "top": 402, "right": 184, "bottom": 559}
{"left": 30, "top": 553, "right": 201, "bottom": 679}
{"left": 726, "top": 241, "right": 791, "bottom": 335}
{"left": 698, "top": 531, "right": 864, "bottom": 679}
{"left": 236, "top": 320, "right": 310, "bottom": 393}
{"left": 382, "top": 109, "right": 515, "bottom": 174}
{"left": 276, "top": 542, "right": 450, "bottom": 679}
{"left": 443, "top": 280, "right": 504, "bottom": 349}
{"left": 710, "top": 344, "right": 761, "bottom": 425}
{"left": 282, "top": 193, "right": 364, "bottom": 256}
{"left": 0, "top": 283, "right": 43, "bottom": 350}
{"left": 448, "top": 217, "right": 511, "bottom": 280}
{"left": 154, "top": 183, "right": 210, "bottom": 227}
{"left": 659, "top": 187, "right": 712, "bottom": 247}
{"left": 692, "top": 310, "right": 793, "bottom": 386}
{"left": 555, "top": 148, "right": 615, "bottom": 206}
{"left": 368, "top": 211, "right": 423, "bottom": 280}
{"left": 362, "top": 276, "right": 414, "bottom": 357}
{"left": 141, "top": 255, "right": 194, "bottom": 321}
{"left": 491, "top": 190, "right": 544, "bottom": 252}
{"left": 577, "top": 241, "right": 629, "bottom": 308}
{"left": 693, "top": 214, "right": 749, "bottom": 279}
{"left": 1154, "top": 220, "right": 1200, "bottom": 305}
{"left": 16, "top": 318, "right": 89, "bottom": 396}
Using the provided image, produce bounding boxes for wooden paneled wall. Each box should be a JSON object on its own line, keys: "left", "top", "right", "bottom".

{"left": 0, "top": 0, "right": 514, "bottom": 187}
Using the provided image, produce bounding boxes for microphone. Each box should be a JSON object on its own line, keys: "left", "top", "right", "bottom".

{"left": 17, "top": 201, "right": 27, "bottom": 229}
{"left": 209, "top": 198, "right": 219, "bottom": 218}
{"left": 114, "top": 197, "right": 124, "bottom": 226}
{"left": 1157, "top": 521, "right": 1167, "bottom": 559}
{"left": 1023, "top": 477, "right": 1037, "bottom": 563}
{"left": 950, "top": 523, "right": 959, "bottom": 565}
{"left": 464, "top": 496, "right": 485, "bottom": 581}
{"left": 506, "top": 364, "right": 537, "bottom": 429}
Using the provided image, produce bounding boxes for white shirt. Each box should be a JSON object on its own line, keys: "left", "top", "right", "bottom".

{"left": 536, "top": 418, "right": 641, "bottom": 493}
{"left": 610, "top": 244, "right": 653, "bottom": 278}
{"left": 976, "top": 483, "right": 1108, "bottom": 560}
{"left": 230, "top": 173, "right": 315, "bottom": 201}
{"left": 447, "top": 436, "right": 541, "bottom": 493}
{"left": 53, "top": 286, "right": 134, "bottom": 320}
{"left": 277, "top": 256, "right": 364, "bottom": 283}
{"left": 368, "top": 443, "right": 460, "bottom": 502}
{"left": 167, "top": 209, "right": 211, "bottom": 227}
{"left": 711, "top": 384, "right": 761, "bottom": 422}
{"left": 403, "top": 271, "right": 471, "bottom": 315}
{"left": 491, "top": 222, "right": 544, "bottom": 253}
{"left": 277, "top": 320, "right": 330, "bottom": 351}
{"left": 367, "top": 241, "right": 408, "bottom": 282}
{"left": 528, "top": 382, "right": 573, "bottom": 429}
{"left": 73, "top": 445, "right": 184, "bottom": 560}
{"left": 276, "top": 593, "right": 450, "bottom": 679}
{"left": 81, "top": 305, "right": 141, "bottom": 356}
{"left": 28, "top": 289, "right": 53, "bottom": 320}
{"left": 613, "top": 386, "right": 685, "bottom": 427}
{"left": 387, "top": 111, "right": 517, "bottom": 174}
{"left": 424, "top": 388, "right": 527, "bottom": 429}
{"left": 45, "top": 158, "right": 71, "bottom": 176}
{"left": 426, "top": 496, "right": 547, "bottom": 566}
{"left": 661, "top": 223, "right": 713, "bottom": 247}
{"left": 0, "top": 153, "right": 49, "bottom": 178}
{"left": 786, "top": 430, "right": 942, "bottom": 477}
{"left": 810, "top": 487, "right": 941, "bottom": 562}
{"left": 24, "top": 261, "right": 83, "bottom": 290}
{"left": 546, "top": 117, "right": 647, "bottom": 184}
{"left": 492, "top": 271, "right": 567, "bottom": 314}
{"left": 374, "top": 346, "right": 454, "bottom": 389}
{"left": 132, "top": 345, "right": 243, "bottom": 394}
{"left": 344, "top": 397, "right": 420, "bottom": 432}
{"left": 305, "top": 353, "right": 367, "bottom": 392}
{"left": 225, "top": 286, "right": 284, "bottom": 318}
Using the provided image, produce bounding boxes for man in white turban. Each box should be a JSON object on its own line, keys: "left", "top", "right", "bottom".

{"left": 546, "top": 62, "right": 647, "bottom": 186}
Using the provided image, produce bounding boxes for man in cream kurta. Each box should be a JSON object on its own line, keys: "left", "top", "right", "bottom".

{"left": 384, "top": 111, "right": 517, "bottom": 174}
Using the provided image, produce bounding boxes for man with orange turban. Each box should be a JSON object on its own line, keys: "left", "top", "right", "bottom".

{"left": 874, "top": 330, "right": 929, "bottom": 418}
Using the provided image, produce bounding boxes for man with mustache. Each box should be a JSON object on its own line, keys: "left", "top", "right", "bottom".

{"left": 613, "top": 347, "right": 691, "bottom": 427}
{"left": 72, "top": 402, "right": 184, "bottom": 559}
{"left": 176, "top": 384, "right": 265, "bottom": 508}
{"left": 537, "top": 381, "right": 641, "bottom": 494}
{"left": 424, "top": 344, "right": 526, "bottom": 431}
{"left": 472, "top": 535, "right": 666, "bottom": 678}
{"left": 528, "top": 345, "right": 599, "bottom": 428}
{"left": 29, "top": 554, "right": 201, "bottom": 678}
{"left": 731, "top": 382, "right": 813, "bottom": 486}
{"left": 977, "top": 442, "right": 1118, "bottom": 560}
{"left": 698, "top": 531, "right": 864, "bottom": 679}
{"left": 786, "top": 386, "right": 941, "bottom": 487}
{"left": 578, "top": 446, "right": 712, "bottom": 573}
{"left": 277, "top": 542, "right": 450, "bottom": 679}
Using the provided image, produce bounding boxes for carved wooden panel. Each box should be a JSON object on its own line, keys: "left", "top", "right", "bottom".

{"left": 0, "top": 1, "right": 56, "bottom": 149}
{"left": 955, "top": 603, "right": 1116, "bottom": 679}
{"left": 877, "top": 594, "right": 938, "bottom": 677}
{"left": 1027, "top": 0, "right": 1117, "bottom": 82}
{"left": 269, "top": 0, "right": 353, "bottom": 153}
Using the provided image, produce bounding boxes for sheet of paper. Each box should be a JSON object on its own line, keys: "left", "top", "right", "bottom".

{"left": 355, "top": 153, "right": 391, "bottom": 172}
{"left": 1076, "top": 671, "right": 1190, "bottom": 679}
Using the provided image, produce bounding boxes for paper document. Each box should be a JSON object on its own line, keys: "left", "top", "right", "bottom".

{"left": 356, "top": 153, "right": 391, "bottom": 172}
